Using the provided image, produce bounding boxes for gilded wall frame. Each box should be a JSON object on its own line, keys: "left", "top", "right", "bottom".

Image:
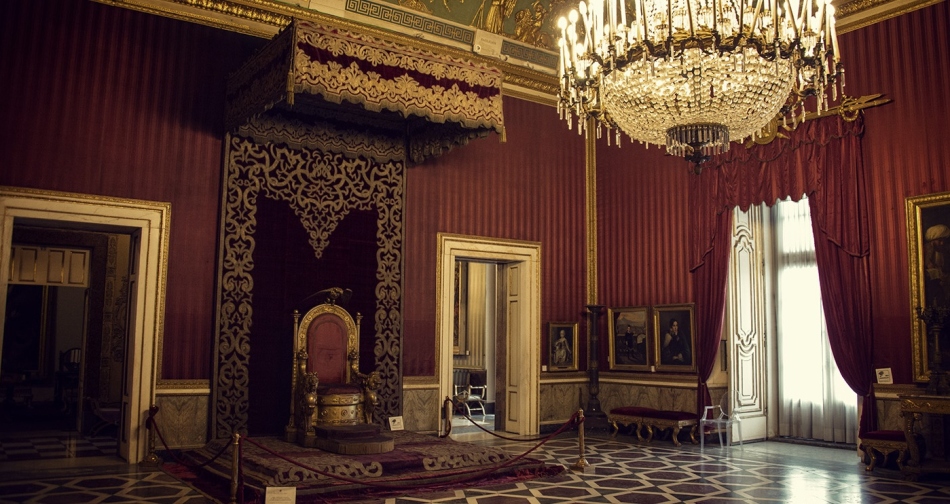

{"left": 653, "top": 304, "right": 697, "bottom": 373}
{"left": 906, "top": 191, "right": 950, "bottom": 382}
{"left": 607, "top": 306, "right": 650, "bottom": 371}
{"left": 548, "top": 322, "right": 578, "bottom": 372}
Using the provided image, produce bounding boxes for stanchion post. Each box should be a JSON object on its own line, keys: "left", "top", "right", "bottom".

{"left": 570, "top": 409, "right": 590, "bottom": 472}
{"left": 143, "top": 404, "right": 161, "bottom": 465}
{"left": 229, "top": 432, "right": 241, "bottom": 504}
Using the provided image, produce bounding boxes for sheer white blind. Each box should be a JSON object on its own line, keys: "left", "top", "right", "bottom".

{"left": 774, "top": 197, "right": 857, "bottom": 444}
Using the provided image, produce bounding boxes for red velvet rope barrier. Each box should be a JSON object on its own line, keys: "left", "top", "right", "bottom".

{"left": 147, "top": 402, "right": 582, "bottom": 499}
{"left": 442, "top": 397, "right": 580, "bottom": 442}
{"left": 145, "top": 407, "right": 231, "bottom": 469}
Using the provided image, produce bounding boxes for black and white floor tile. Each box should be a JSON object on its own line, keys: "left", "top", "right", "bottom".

{"left": 0, "top": 433, "right": 117, "bottom": 461}
{"left": 1, "top": 430, "right": 949, "bottom": 503}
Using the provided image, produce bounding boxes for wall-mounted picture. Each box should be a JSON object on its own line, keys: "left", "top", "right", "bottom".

{"left": 653, "top": 304, "right": 696, "bottom": 372}
{"left": 548, "top": 322, "right": 578, "bottom": 371}
{"left": 608, "top": 306, "right": 650, "bottom": 371}
{"left": 906, "top": 191, "right": 950, "bottom": 382}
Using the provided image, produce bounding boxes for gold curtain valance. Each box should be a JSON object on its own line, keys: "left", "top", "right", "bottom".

{"left": 226, "top": 19, "right": 505, "bottom": 163}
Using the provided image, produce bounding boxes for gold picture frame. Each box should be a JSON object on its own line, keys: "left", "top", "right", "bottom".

{"left": 548, "top": 322, "right": 579, "bottom": 371}
{"left": 608, "top": 306, "right": 651, "bottom": 371}
{"left": 906, "top": 191, "right": 950, "bottom": 382}
{"left": 653, "top": 304, "right": 697, "bottom": 373}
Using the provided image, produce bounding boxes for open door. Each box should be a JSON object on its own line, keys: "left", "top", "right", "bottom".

{"left": 504, "top": 264, "right": 522, "bottom": 434}
{"left": 726, "top": 207, "right": 768, "bottom": 443}
{"left": 437, "top": 234, "right": 540, "bottom": 437}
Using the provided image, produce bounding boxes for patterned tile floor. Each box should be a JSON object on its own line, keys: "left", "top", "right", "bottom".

{"left": 0, "top": 431, "right": 117, "bottom": 461}
{"left": 1, "top": 429, "right": 949, "bottom": 503}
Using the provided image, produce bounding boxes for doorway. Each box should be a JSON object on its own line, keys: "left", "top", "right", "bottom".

{"left": 450, "top": 260, "right": 499, "bottom": 433}
{"left": 1, "top": 228, "right": 130, "bottom": 461}
{"left": 0, "top": 187, "right": 170, "bottom": 463}
{"left": 437, "top": 234, "right": 540, "bottom": 436}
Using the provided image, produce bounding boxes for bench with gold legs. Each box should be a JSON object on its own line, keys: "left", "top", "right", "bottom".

{"left": 608, "top": 406, "right": 698, "bottom": 447}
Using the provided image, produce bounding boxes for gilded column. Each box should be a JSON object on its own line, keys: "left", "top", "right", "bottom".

{"left": 584, "top": 119, "right": 606, "bottom": 428}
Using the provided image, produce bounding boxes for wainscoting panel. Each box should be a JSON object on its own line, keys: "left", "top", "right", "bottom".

{"left": 402, "top": 387, "right": 441, "bottom": 433}
{"left": 154, "top": 393, "right": 209, "bottom": 449}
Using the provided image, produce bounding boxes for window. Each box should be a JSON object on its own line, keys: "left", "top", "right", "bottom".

{"left": 773, "top": 197, "right": 857, "bottom": 444}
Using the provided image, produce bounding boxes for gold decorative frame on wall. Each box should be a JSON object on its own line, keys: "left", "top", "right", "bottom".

{"left": 653, "top": 304, "right": 697, "bottom": 373}
{"left": 548, "top": 322, "right": 578, "bottom": 372}
{"left": 905, "top": 191, "right": 950, "bottom": 383}
{"left": 607, "top": 306, "right": 651, "bottom": 371}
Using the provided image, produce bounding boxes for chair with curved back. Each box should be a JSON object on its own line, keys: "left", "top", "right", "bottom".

{"left": 700, "top": 391, "right": 742, "bottom": 449}
{"left": 56, "top": 347, "right": 82, "bottom": 413}
{"left": 285, "top": 288, "right": 389, "bottom": 454}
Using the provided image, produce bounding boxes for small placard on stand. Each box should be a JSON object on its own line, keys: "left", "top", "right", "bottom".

{"left": 388, "top": 416, "right": 405, "bottom": 431}
{"left": 265, "top": 486, "right": 295, "bottom": 503}
{"left": 875, "top": 367, "right": 893, "bottom": 385}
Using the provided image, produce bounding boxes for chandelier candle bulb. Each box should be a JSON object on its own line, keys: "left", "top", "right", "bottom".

{"left": 557, "top": 0, "right": 847, "bottom": 167}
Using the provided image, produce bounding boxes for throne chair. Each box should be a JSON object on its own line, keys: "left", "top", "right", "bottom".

{"left": 285, "top": 287, "right": 392, "bottom": 454}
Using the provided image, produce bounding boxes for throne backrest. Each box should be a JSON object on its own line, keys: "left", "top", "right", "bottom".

{"left": 295, "top": 303, "right": 359, "bottom": 385}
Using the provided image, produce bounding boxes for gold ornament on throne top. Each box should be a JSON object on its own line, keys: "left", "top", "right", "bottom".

{"left": 285, "top": 291, "right": 379, "bottom": 447}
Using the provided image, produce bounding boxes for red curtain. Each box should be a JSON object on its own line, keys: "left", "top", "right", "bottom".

{"left": 689, "top": 115, "right": 875, "bottom": 435}
{"left": 688, "top": 205, "right": 733, "bottom": 417}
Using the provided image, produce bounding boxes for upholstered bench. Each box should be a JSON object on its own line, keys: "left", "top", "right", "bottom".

{"left": 608, "top": 407, "right": 699, "bottom": 447}
{"left": 860, "top": 430, "right": 919, "bottom": 472}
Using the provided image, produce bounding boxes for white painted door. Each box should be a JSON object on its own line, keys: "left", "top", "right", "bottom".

{"left": 504, "top": 264, "right": 521, "bottom": 433}
{"left": 727, "top": 207, "right": 768, "bottom": 443}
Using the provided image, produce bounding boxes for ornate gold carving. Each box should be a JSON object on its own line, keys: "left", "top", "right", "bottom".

{"left": 472, "top": 0, "right": 517, "bottom": 33}
{"left": 744, "top": 94, "right": 891, "bottom": 148}
{"left": 511, "top": 0, "right": 552, "bottom": 48}
{"left": 156, "top": 379, "right": 212, "bottom": 390}
{"left": 399, "top": 0, "right": 433, "bottom": 14}
{"left": 836, "top": 0, "right": 945, "bottom": 33}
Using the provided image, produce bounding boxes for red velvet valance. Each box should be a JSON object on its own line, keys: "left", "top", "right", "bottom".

{"left": 689, "top": 115, "right": 876, "bottom": 436}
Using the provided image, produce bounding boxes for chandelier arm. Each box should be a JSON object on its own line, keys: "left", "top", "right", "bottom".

{"left": 555, "top": 0, "right": 849, "bottom": 164}
{"left": 745, "top": 1, "right": 764, "bottom": 40}
{"left": 685, "top": 0, "right": 697, "bottom": 37}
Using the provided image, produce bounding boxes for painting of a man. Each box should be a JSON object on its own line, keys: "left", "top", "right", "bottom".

{"left": 654, "top": 304, "right": 696, "bottom": 371}
{"left": 608, "top": 307, "right": 649, "bottom": 371}
{"left": 661, "top": 318, "right": 691, "bottom": 365}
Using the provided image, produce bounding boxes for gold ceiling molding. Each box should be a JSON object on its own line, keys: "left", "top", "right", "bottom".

{"left": 834, "top": 0, "right": 946, "bottom": 32}
{"left": 99, "top": 0, "right": 938, "bottom": 100}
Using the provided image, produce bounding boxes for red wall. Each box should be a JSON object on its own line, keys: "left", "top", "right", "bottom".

{"left": 841, "top": 1, "right": 950, "bottom": 383}
{"left": 3, "top": 0, "right": 949, "bottom": 387}
{"left": 0, "top": 0, "right": 262, "bottom": 379}
{"left": 403, "top": 97, "right": 588, "bottom": 375}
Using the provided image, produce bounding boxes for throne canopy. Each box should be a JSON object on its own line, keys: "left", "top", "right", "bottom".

{"left": 225, "top": 18, "right": 505, "bottom": 164}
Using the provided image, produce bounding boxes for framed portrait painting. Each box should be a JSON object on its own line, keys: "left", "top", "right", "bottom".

{"left": 608, "top": 307, "right": 650, "bottom": 371}
{"left": 906, "top": 191, "right": 950, "bottom": 382}
{"left": 548, "top": 322, "right": 578, "bottom": 371}
{"left": 653, "top": 304, "right": 696, "bottom": 372}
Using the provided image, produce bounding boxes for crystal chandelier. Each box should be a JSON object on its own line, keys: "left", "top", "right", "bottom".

{"left": 556, "top": 0, "right": 845, "bottom": 165}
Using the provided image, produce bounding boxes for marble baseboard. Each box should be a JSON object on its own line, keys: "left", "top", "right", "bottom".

{"left": 154, "top": 394, "right": 209, "bottom": 449}
{"left": 599, "top": 382, "right": 697, "bottom": 414}
{"left": 402, "top": 387, "right": 440, "bottom": 432}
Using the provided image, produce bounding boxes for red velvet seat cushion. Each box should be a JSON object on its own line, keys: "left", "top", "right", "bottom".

{"left": 651, "top": 410, "right": 697, "bottom": 421}
{"left": 610, "top": 406, "right": 658, "bottom": 416}
{"left": 861, "top": 430, "right": 905, "bottom": 442}
{"left": 317, "top": 383, "right": 362, "bottom": 395}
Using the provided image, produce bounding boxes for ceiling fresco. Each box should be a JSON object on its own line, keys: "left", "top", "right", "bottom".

{"left": 303, "top": 0, "right": 571, "bottom": 50}
{"left": 96, "top": 0, "right": 944, "bottom": 91}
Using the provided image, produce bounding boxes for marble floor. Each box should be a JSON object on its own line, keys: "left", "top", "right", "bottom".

{"left": 1, "top": 429, "right": 948, "bottom": 503}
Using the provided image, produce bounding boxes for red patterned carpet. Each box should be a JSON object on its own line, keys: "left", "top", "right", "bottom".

{"left": 170, "top": 430, "right": 562, "bottom": 503}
